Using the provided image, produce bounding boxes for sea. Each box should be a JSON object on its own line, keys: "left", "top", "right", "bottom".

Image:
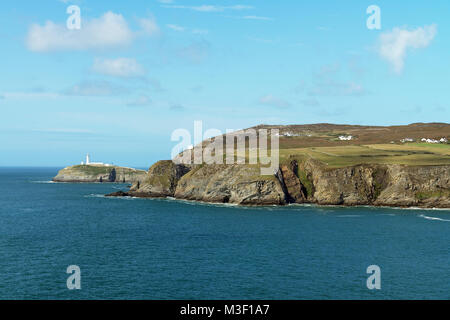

{"left": 0, "top": 167, "right": 449, "bottom": 300}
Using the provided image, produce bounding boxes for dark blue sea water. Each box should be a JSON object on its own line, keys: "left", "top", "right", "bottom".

{"left": 0, "top": 167, "right": 449, "bottom": 300}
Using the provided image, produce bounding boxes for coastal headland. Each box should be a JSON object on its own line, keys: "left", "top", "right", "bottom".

{"left": 76, "top": 123, "right": 450, "bottom": 208}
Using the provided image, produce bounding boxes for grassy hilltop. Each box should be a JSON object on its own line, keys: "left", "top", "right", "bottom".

{"left": 235, "top": 123, "right": 450, "bottom": 168}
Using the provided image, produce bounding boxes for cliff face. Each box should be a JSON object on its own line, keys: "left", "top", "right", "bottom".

{"left": 294, "top": 159, "right": 449, "bottom": 208}
{"left": 174, "top": 164, "right": 285, "bottom": 205}
{"left": 53, "top": 165, "right": 147, "bottom": 183}
{"left": 128, "top": 160, "right": 191, "bottom": 197}
{"left": 112, "top": 161, "right": 286, "bottom": 205}
{"left": 373, "top": 165, "right": 450, "bottom": 208}
{"left": 108, "top": 159, "right": 450, "bottom": 208}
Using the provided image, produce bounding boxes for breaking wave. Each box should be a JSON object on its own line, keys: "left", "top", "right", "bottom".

{"left": 418, "top": 214, "right": 450, "bottom": 222}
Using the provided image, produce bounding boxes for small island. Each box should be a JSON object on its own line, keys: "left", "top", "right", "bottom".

{"left": 53, "top": 154, "right": 147, "bottom": 183}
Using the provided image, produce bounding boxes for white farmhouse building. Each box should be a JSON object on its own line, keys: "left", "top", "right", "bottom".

{"left": 281, "top": 132, "right": 300, "bottom": 137}
{"left": 339, "top": 135, "right": 353, "bottom": 141}
{"left": 421, "top": 138, "right": 440, "bottom": 144}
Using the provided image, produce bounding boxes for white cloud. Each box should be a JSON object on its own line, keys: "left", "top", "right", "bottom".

{"left": 166, "top": 25, "right": 209, "bottom": 34}
{"left": 26, "top": 11, "right": 160, "bottom": 52}
{"left": 92, "top": 58, "right": 146, "bottom": 78}
{"left": 26, "top": 12, "right": 133, "bottom": 52}
{"left": 138, "top": 17, "right": 160, "bottom": 36}
{"left": 162, "top": 5, "right": 253, "bottom": 12}
{"left": 377, "top": 24, "right": 437, "bottom": 74}
{"left": 258, "top": 95, "right": 291, "bottom": 108}
{"left": 242, "top": 16, "right": 273, "bottom": 21}
{"left": 167, "top": 24, "right": 185, "bottom": 32}
{"left": 65, "top": 81, "right": 129, "bottom": 96}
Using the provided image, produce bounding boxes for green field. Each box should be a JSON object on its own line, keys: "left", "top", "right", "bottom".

{"left": 71, "top": 165, "right": 114, "bottom": 175}
{"left": 279, "top": 143, "right": 450, "bottom": 168}
{"left": 206, "top": 142, "right": 450, "bottom": 168}
{"left": 191, "top": 123, "right": 450, "bottom": 169}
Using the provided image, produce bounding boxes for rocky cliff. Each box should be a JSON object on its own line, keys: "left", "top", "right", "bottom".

{"left": 296, "top": 159, "right": 450, "bottom": 208}
{"left": 53, "top": 165, "right": 147, "bottom": 183}
{"left": 106, "top": 159, "right": 450, "bottom": 208}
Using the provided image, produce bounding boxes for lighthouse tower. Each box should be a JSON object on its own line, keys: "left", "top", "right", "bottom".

{"left": 85, "top": 154, "right": 90, "bottom": 165}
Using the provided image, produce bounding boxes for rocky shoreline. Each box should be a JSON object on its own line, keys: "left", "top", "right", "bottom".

{"left": 105, "top": 159, "right": 450, "bottom": 209}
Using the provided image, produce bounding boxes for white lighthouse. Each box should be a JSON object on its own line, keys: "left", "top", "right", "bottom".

{"left": 81, "top": 153, "right": 110, "bottom": 166}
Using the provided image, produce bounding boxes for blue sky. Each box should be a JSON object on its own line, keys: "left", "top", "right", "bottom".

{"left": 0, "top": 0, "right": 449, "bottom": 167}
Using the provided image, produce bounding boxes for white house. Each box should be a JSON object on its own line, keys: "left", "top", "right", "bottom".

{"left": 339, "top": 135, "right": 353, "bottom": 141}
{"left": 420, "top": 138, "right": 448, "bottom": 144}
{"left": 282, "top": 132, "right": 300, "bottom": 137}
{"left": 421, "top": 138, "right": 440, "bottom": 144}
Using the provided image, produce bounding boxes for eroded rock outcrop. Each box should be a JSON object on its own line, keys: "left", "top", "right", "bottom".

{"left": 277, "top": 162, "right": 307, "bottom": 203}
{"left": 174, "top": 164, "right": 286, "bottom": 205}
{"left": 129, "top": 160, "right": 192, "bottom": 197}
